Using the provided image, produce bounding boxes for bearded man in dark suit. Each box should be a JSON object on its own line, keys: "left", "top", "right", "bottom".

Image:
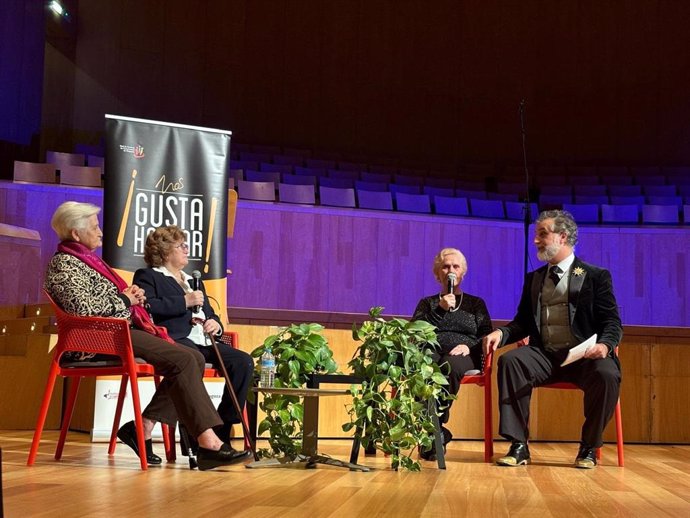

{"left": 483, "top": 210, "right": 622, "bottom": 469}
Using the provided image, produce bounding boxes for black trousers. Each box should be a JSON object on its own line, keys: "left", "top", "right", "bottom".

{"left": 497, "top": 346, "right": 621, "bottom": 448}
{"left": 430, "top": 346, "right": 483, "bottom": 424}
{"left": 176, "top": 337, "right": 254, "bottom": 425}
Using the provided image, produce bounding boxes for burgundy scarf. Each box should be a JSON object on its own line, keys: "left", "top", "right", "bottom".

{"left": 57, "top": 240, "right": 174, "bottom": 343}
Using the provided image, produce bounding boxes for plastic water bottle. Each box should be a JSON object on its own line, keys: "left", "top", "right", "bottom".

{"left": 259, "top": 347, "right": 276, "bottom": 388}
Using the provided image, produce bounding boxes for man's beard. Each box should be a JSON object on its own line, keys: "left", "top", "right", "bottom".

{"left": 537, "top": 243, "right": 561, "bottom": 262}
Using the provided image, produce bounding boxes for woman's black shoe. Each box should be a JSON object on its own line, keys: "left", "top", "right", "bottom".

{"left": 196, "top": 443, "right": 251, "bottom": 471}
{"left": 116, "top": 420, "right": 162, "bottom": 465}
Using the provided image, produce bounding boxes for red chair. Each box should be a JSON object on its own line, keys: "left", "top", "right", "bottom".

{"left": 27, "top": 293, "right": 169, "bottom": 470}
{"left": 164, "top": 331, "right": 252, "bottom": 462}
{"left": 460, "top": 347, "right": 494, "bottom": 462}
{"left": 519, "top": 340, "right": 624, "bottom": 467}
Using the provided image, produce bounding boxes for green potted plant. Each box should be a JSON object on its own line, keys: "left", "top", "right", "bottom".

{"left": 251, "top": 323, "right": 338, "bottom": 459}
{"left": 343, "top": 306, "right": 451, "bottom": 471}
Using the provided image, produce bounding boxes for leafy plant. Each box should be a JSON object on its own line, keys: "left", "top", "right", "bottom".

{"left": 343, "top": 306, "right": 451, "bottom": 471}
{"left": 251, "top": 323, "right": 338, "bottom": 459}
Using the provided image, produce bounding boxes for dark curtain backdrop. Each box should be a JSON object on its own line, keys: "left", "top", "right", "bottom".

{"left": 36, "top": 0, "right": 690, "bottom": 168}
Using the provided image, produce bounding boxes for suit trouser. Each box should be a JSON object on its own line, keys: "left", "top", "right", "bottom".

{"left": 497, "top": 346, "right": 620, "bottom": 448}
{"left": 177, "top": 337, "right": 254, "bottom": 425}
{"left": 130, "top": 329, "right": 223, "bottom": 437}
{"left": 430, "top": 347, "right": 482, "bottom": 424}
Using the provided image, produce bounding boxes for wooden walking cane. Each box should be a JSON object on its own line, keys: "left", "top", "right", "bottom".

{"left": 206, "top": 331, "right": 259, "bottom": 461}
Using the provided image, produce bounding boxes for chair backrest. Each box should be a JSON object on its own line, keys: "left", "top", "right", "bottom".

{"left": 357, "top": 189, "right": 393, "bottom": 210}
{"left": 237, "top": 180, "right": 276, "bottom": 201}
{"left": 329, "top": 169, "right": 361, "bottom": 181}
{"left": 394, "top": 192, "right": 431, "bottom": 213}
{"left": 260, "top": 162, "right": 293, "bottom": 174}
{"left": 45, "top": 291, "right": 134, "bottom": 364}
{"left": 294, "top": 165, "right": 326, "bottom": 177}
{"left": 244, "top": 169, "right": 281, "bottom": 186}
{"left": 609, "top": 185, "right": 642, "bottom": 197}
{"left": 456, "top": 188, "right": 487, "bottom": 200}
{"left": 563, "top": 203, "right": 600, "bottom": 223}
{"left": 540, "top": 185, "right": 573, "bottom": 196}
{"left": 230, "top": 159, "right": 259, "bottom": 171}
{"left": 59, "top": 165, "right": 102, "bottom": 187}
{"left": 539, "top": 194, "right": 573, "bottom": 206}
{"left": 601, "top": 204, "right": 639, "bottom": 224}
{"left": 86, "top": 155, "right": 105, "bottom": 169}
{"left": 13, "top": 161, "right": 56, "bottom": 183}
{"left": 319, "top": 186, "right": 356, "bottom": 208}
{"left": 278, "top": 183, "right": 316, "bottom": 204}
{"left": 504, "top": 201, "right": 538, "bottom": 221}
{"left": 642, "top": 204, "right": 680, "bottom": 224}
{"left": 319, "top": 176, "right": 355, "bottom": 189}
{"left": 643, "top": 185, "right": 677, "bottom": 197}
{"left": 361, "top": 172, "right": 392, "bottom": 183}
{"left": 646, "top": 195, "right": 683, "bottom": 207}
{"left": 469, "top": 198, "right": 505, "bottom": 219}
{"left": 355, "top": 180, "right": 389, "bottom": 192}
{"left": 272, "top": 154, "right": 304, "bottom": 166}
{"left": 434, "top": 195, "right": 469, "bottom": 216}
{"left": 574, "top": 195, "right": 609, "bottom": 205}
{"left": 609, "top": 195, "right": 645, "bottom": 206}
{"left": 423, "top": 186, "right": 455, "bottom": 198}
{"left": 45, "top": 151, "right": 85, "bottom": 169}
{"left": 282, "top": 173, "right": 317, "bottom": 186}
{"left": 574, "top": 184, "right": 607, "bottom": 196}
{"left": 389, "top": 183, "right": 422, "bottom": 195}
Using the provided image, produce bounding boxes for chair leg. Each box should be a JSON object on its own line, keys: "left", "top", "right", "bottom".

{"left": 55, "top": 377, "right": 82, "bottom": 460}
{"left": 27, "top": 364, "right": 60, "bottom": 466}
{"left": 126, "top": 372, "right": 148, "bottom": 470}
{"left": 153, "top": 376, "right": 172, "bottom": 460}
{"left": 429, "top": 400, "right": 446, "bottom": 470}
{"left": 108, "top": 374, "right": 129, "bottom": 455}
{"left": 483, "top": 380, "right": 494, "bottom": 463}
{"left": 615, "top": 399, "right": 624, "bottom": 467}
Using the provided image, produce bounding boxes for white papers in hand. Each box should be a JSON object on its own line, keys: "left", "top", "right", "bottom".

{"left": 560, "top": 334, "right": 598, "bottom": 367}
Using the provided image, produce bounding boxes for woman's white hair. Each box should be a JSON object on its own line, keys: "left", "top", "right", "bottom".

{"left": 432, "top": 247, "right": 468, "bottom": 283}
{"left": 51, "top": 201, "right": 101, "bottom": 241}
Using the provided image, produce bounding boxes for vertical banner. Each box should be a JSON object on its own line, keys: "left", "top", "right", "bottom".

{"left": 102, "top": 115, "right": 231, "bottom": 323}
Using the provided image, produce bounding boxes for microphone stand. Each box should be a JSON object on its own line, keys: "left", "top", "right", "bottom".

{"left": 519, "top": 99, "right": 531, "bottom": 274}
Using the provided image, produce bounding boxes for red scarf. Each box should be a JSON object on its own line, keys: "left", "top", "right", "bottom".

{"left": 57, "top": 240, "right": 174, "bottom": 343}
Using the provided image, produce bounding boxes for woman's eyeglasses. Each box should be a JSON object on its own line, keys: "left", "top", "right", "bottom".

{"left": 175, "top": 243, "right": 189, "bottom": 250}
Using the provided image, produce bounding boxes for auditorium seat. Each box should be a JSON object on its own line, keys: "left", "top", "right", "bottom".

{"left": 239, "top": 151, "right": 272, "bottom": 162}
{"left": 355, "top": 180, "right": 388, "bottom": 192}
{"left": 425, "top": 177, "right": 456, "bottom": 189}
{"left": 319, "top": 176, "right": 355, "bottom": 189}
{"left": 251, "top": 144, "right": 282, "bottom": 154}
{"left": 538, "top": 194, "right": 572, "bottom": 207}
{"left": 319, "top": 186, "right": 356, "bottom": 208}
{"left": 642, "top": 204, "right": 679, "bottom": 224}
{"left": 86, "top": 155, "right": 105, "bottom": 169}
{"left": 282, "top": 147, "right": 312, "bottom": 158}
{"left": 394, "top": 174, "right": 425, "bottom": 186}
{"left": 306, "top": 158, "right": 336, "bottom": 169}
{"left": 608, "top": 185, "right": 642, "bottom": 197}
{"left": 609, "top": 195, "right": 645, "bottom": 206}
{"left": 394, "top": 192, "right": 431, "bottom": 213}
{"left": 434, "top": 196, "right": 469, "bottom": 216}
{"left": 368, "top": 164, "right": 399, "bottom": 176}
{"left": 597, "top": 166, "right": 629, "bottom": 177}
{"left": 230, "top": 159, "right": 259, "bottom": 171}
{"left": 278, "top": 183, "right": 316, "bottom": 205}
{"left": 272, "top": 154, "right": 305, "bottom": 166}
{"left": 13, "top": 161, "right": 57, "bottom": 183}
{"left": 357, "top": 189, "right": 393, "bottom": 210}
{"left": 282, "top": 173, "right": 317, "bottom": 186}
{"left": 539, "top": 185, "right": 573, "bottom": 196}
{"left": 504, "top": 201, "right": 538, "bottom": 221}
{"left": 456, "top": 189, "right": 487, "bottom": 200}
{"left": 684, "top": 205, "right": 690, "bottom": 224}
{"left": 338, "top": 161, "right": 368, "bottom": 172}
{"left": 361, "top": 172, "right": 392, "bottom": 183}
{"left": 563, "top": 203, "right": 600, "bottom": 223}
{"left": 642, "top": 185, "right": 677, "bottom": 197}
{"left": 59, "top": 165, "right": 102, "bottom": 187}
{"left": 46, "top": 151, "right": 85, "bottom": 170}
{"left": 574, "top": 184, "right": 607, "bottom": 196}
{"left": 469, "top": 199, "right": 505, "bottom": 219}
{"left": 260, "top": 162, "right": 293, "bottom": 174}
{"left": 294, "top": 165, "right": 326, "bottom": 177}
{"left": 635, "top": 175, "right": 667, "bottom": 186}
{"left": 329, "top": 169, "right": 361, "bottom": 181}
{"left": 575, "top": 195, "right": 609, "bottom": 205}
{"left": 237, "top": 180, "right": 276, "bottom": 201}
{"left": 601, "top": 175, "right": 633, "bottom": 186}
{"left": 423, "top": 186, "right": 455, "bottom": 198}
{"left": 244, "top": 169, "right": 281, "bottom": 186}
{"left": 568, "top": 174, "right": 600, "bottom": 186}
{"left": 487, "top": 192, "right": 520, "bottom": 202}
{"left": 229, "top": 168, "right": 244, "bottom": 184}
{"left": 389, "top": 183, "right": 422, "bottom": 195}
{"left": 601, "top": 204, "right": 639, "bottom": 224}
{"left": 646, "top": 195, "right": 683, "bottom": 207}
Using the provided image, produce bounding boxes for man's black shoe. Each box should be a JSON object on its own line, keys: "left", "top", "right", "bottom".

{"left": 496, "top": 441, "right": 530, "bottom": 466}
{"left": 197, "top": 443, "right": 251, "bottom": 471}
{"left": 116, "top": 420, "right": 162, "bottom": 465}
{"left": 575, "top": 444, "right": 597, "bottom": 469}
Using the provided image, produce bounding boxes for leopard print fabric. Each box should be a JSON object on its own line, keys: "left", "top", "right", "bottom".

{"left": 44, "top": 253, "right": 131, "bottom": 361}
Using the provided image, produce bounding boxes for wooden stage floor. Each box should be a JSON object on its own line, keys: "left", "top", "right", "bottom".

{"left": 2, "top": 431, "right": 690, "bottom": 517}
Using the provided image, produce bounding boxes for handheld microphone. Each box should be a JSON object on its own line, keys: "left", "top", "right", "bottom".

{"left": 191, "top": 270, "right": 202, "bottom": 313}
{"left": 447, "top": 272, "right": 457, "bottom": 294}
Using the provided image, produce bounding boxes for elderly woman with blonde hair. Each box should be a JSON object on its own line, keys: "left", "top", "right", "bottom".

{"left": 412, "top": 247, "right": 493, "bottom": 460}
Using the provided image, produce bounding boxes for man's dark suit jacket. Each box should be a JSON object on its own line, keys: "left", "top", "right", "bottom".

{"left": 498, "top": 257, "right": 623, "bottom": 361}
{"left": 133, "top": 268, "right": 223, "bottom": 341}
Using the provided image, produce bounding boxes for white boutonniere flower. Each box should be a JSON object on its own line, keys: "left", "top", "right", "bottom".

{"left": 573, "top": 267, "right": 585, "bottom": 276}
